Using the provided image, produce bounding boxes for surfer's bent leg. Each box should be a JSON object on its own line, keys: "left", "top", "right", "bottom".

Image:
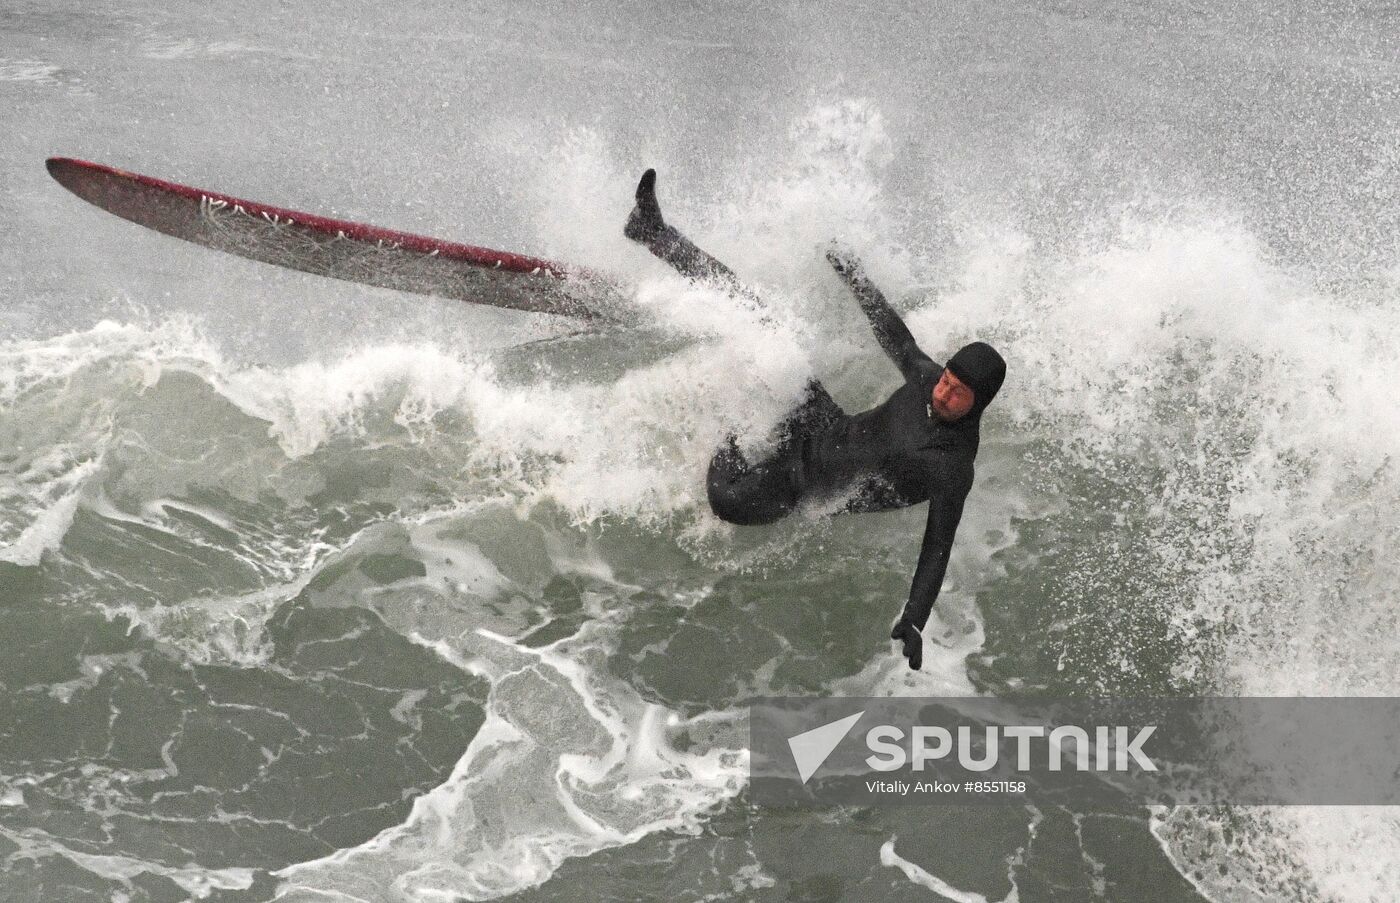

{"left": 650, "top": 228, "right": 742, "bottom": 287}
{"left": 706, "top": 381, "right": 845, "bottom": 526}
{"left": 706, "top": 439, "right": 797, "bottom": 525}
{"left": 624, "top": 169, "right": 746, "bottom": 293}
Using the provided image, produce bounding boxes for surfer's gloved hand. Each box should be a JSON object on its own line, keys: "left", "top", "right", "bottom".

{"left": 891, "top": 617, "right": 923, "bottom": 671}
{"left": 624, "top": 168, "right": 667, "bottom": 245}
{"left": 824, "top": 245, "right": 863, "bottom": 281}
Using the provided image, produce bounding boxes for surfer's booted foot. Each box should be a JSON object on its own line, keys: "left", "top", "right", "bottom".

{"left": 624, "top": 168, "right": 741, "bottom": 288}
{"left": 624, "top": 169, "right": 667, "bottom": 245}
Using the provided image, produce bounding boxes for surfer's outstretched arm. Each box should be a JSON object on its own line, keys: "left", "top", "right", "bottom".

{"left": 826, "top": 250, "right": 937, "bottom": 385}
{"left": 625, "top": 169, "right": 746, "bottom": 293}
{"left": 891, "top": 492, "right": 966, "bottom": 670}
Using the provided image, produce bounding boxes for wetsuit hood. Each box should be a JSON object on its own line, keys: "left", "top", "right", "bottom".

{"left": 945, "top": 341, "right": 1006, "bottom": 417}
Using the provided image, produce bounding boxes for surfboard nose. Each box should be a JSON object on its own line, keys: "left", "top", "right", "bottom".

{"left": 46, "top": 156, "right": 70, "bottom": 181}
{"left": 46, "top": 157, "right": 91, "bottom": 197}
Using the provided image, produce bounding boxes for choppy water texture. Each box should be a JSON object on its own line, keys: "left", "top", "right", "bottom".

{"left": 2, "top": 1, "right": 1398, "bottom": 900}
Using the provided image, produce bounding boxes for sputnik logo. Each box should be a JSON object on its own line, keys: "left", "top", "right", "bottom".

{"left": 787, "top": 711, "right": 865, "bottom": 783}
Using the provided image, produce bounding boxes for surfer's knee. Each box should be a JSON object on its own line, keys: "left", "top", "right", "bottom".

{"left": 707, "top": 483, "right": 784, "bottom": 526}
{"left": 707, "top": 480, "right": 758, "bottom": 525}
{"left": 705, "top": 446, "right": 793, "bottom": 526}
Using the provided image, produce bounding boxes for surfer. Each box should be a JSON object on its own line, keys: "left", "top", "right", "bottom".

{"left": 624, "top": 169, "right": 1006, "bottom": 671}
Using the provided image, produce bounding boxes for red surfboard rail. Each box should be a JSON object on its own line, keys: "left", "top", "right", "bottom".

{"left": 46, "top": 157, "right": 625, "bottom": 322}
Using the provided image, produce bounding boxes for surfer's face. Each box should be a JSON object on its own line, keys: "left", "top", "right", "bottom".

{"left": 931, "top": 370, "right": 975, "bottom": 421}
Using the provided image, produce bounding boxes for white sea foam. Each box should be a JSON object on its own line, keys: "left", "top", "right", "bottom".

{"left": 0, "top": 454, "right": 100, "bottom": 566}
{"left": 0, "top": 57, "right": 88, "bottom": 94}
{"left": 37, "top": 651, "right": 145, "bottom": 703}
{"left": 0, "top": 826, "right": 255, "bottom": 899}
{"left": 963, "top": 216, "right": 1400, "bottom": 901}
{"left": 881, "top": 836, "right": 1016, "bottom": 903}
{"left": 95, "top": 586, "right": 286, "bottom": 668}
{"left": 272, "top": 618, "right": 747, "bottom": 901}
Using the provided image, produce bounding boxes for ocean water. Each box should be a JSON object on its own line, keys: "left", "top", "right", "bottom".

{"left": 2, "top": 1, "right": 1398, "bottom": 900}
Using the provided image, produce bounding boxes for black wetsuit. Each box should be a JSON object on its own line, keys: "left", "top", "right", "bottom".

{"left": 627, "top": 171, "right": 1005, "bottom": 668}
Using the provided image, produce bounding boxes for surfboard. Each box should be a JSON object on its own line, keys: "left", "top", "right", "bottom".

{"left": 46, "top": 157, "right": 627, "bottom": 323}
